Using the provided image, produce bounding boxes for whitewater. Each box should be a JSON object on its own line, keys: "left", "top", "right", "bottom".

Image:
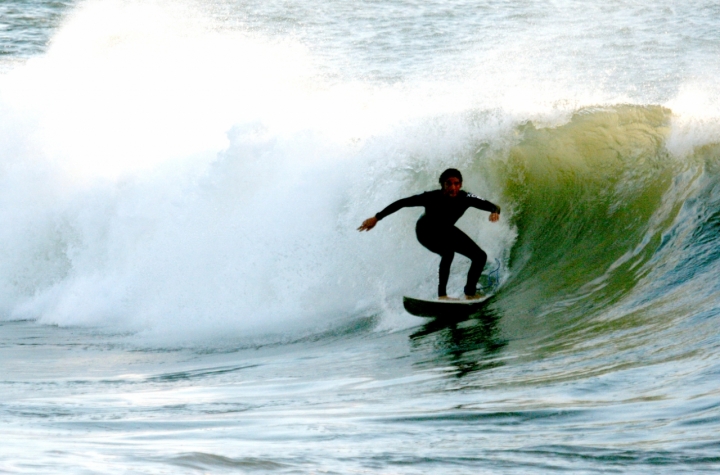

{"left": 1, "top": 0, "right": 720, "bottom": 472}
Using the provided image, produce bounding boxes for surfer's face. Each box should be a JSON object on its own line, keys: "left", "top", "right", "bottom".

{"left": 442, "top": 177, "right": 462, "bottom": 197}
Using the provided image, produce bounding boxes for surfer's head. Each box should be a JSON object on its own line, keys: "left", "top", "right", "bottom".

{"left": 440, "top": 168, "right": 462, "bottom": 197}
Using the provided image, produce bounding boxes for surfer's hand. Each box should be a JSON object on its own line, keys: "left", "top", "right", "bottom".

{"left": 489, "top": 212, "right": 500, "bottom": 222}
{"left": 358, "top": 217, "right": 378, "bottom": 231}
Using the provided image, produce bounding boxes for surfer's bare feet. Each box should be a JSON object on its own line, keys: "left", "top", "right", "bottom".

{"left": 438, "top": 296, "right": 458, "bottom": 301}
{"left": 464, "top": 293, "right": 485, "bottom": 300}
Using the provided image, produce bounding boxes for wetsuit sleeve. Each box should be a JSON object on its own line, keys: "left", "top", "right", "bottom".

{"left": 467, "top": 194, "right": 501, "bottom": 214}
{"left": 375, "top": 193, "right": 427, "bottom": 220}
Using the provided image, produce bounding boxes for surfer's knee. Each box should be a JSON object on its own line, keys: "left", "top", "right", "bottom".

{"left": 471, "top": 247, "right": 487, "bottom": 263}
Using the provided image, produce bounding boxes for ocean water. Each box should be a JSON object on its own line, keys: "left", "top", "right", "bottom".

{"left": 2, "top": 0, "right": 720, "bottom": 473}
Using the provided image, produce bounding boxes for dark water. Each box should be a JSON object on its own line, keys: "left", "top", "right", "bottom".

{"left": 0, "top": 1, "right": 72, "bottom": 59}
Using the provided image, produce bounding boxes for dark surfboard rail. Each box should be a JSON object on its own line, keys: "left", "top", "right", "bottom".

{"left": 403, "top": 295, "right": 490, "bottom": 318}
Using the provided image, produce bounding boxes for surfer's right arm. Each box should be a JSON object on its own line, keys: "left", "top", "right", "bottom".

{"left": 357, "top": 193, "right": 427, "bottom": 232}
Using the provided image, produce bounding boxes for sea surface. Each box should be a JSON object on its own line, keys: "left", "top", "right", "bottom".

{"left": 2, "top": 0, "right": 720, "bottom": 473}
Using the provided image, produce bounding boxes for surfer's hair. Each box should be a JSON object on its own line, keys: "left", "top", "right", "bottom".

{"left": 439, "top": 168, "right": 462, "bottom": 184}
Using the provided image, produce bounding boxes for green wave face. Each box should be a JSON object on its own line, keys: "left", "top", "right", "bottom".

{"left": 494, "top": 105, "right": 697, "bottom": 335}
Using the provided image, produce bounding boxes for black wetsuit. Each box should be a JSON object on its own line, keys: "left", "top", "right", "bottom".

{"left": 375, "top": 190, "right": 500, "bottom": 297}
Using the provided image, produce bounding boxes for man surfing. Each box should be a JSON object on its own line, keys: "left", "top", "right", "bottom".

{"left": 358, "top": 168, "right": 500, "bottom": 300}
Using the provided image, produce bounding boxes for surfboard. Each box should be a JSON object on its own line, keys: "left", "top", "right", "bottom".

{"left": 403, "top": 295, "right": 490, "bottom": 318}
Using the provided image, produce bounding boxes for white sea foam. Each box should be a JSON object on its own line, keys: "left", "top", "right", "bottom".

{"left": 666, "top": 81, "right": 720, "bottom": 159}
{"left": 0, "top": 0, "right": 521, "bottom": 342}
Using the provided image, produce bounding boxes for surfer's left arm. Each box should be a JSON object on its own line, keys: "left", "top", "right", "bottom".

{"left": 467, "top": 194, "right": 501, "bottom": 222}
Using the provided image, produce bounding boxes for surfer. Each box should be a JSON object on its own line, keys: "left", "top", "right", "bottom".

{"left": 358, "top": 169, "right": 500, "bottom": 300}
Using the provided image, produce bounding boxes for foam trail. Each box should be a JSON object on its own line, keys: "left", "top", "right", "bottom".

{"left": 0, "top": 1, "right": 516, "bottom": 343}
